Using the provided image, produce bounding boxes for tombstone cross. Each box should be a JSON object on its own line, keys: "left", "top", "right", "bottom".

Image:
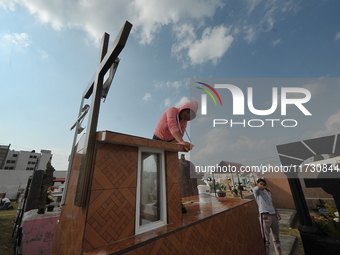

{"left": 63, "top": 21, "right": 132, "bottom": 207}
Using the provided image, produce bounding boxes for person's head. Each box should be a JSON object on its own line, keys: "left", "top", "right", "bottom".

{"left": 179, "top": 109, "right": 195, "bottom": 121}
{"left": 178, "top": 101, "right": 198, "bottom": 121}
{"left": 180, "top": 154, "right": 186, "bottom": 162}
{"left": 257, "top": 178, "right": 267, "bottom": 189}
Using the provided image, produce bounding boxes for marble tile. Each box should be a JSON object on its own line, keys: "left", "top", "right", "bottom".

{"left": 166, "top": 183, "right": 182, "bottom": 224}
{"left": 165, "top": 151, "right": 180, "bottom": 184}
{"left": 84, "top": 188, "right": 136, "bottom": 251}
{"left": 144, "top": 230, "right": 183, "bottom": 255}
{"left": 54, "top": 131, "right": 264, "bottom": 255}
{"left": 97, "top": 131, "right": 185, "bottom": 152}
{"left": 92, "top": 143, "right": 138, "bottom": 190}
{"left": 97, "top": 131, "right": 149, "bottom": 147}
{"left": 82, "top": 197, "right": 264, "bottom": 255}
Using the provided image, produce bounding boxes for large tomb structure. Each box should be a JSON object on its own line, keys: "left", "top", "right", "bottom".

{"left": 51, "top": 131, "right": 264, "bottom": 254}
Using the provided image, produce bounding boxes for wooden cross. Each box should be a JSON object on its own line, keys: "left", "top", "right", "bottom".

{"left": 63, "top": 21, "right": 132, "bottom": 207}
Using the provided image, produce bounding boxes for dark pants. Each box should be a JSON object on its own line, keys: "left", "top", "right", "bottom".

{"left": 152, "top": 134, "right": 174, "bottom": 142}
{"left": 0, "top": 202, "right": 11, "bottom": 210}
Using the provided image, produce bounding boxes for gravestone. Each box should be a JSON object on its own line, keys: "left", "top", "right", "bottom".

{"left": 25, "top": 164, "right": 55, "bottom": 213}
{"left": 179, "top": 154, "right": 199, "bottom": 197}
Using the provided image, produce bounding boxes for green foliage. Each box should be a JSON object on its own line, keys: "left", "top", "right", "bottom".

{"left": 232, "top": 188, "right": 238, "bottom": 195}
{"left": 46, "top": 160, "right": 55, "bottom": 171}
{"left": 209, "top": 182, "right": 226, "bottom": 191}
{"left": 312, "top": 201, "right": 340, "bottom": 238}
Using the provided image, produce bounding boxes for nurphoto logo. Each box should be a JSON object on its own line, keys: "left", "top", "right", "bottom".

{"left": 195, "top": 81, "right": 312, "bottom": 128}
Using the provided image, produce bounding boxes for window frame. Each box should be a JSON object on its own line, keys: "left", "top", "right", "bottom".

{"left": 135, "top": 147, "right": 167, "bottom": 235}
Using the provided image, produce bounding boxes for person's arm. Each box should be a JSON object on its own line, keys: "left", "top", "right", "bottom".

{"left": 172, "top": 131, "right": 194, "bottom": 151}
{"left": 252, "top": 186, "right": 259, "bottom": 199}
{"left": 275, "top": 209, "right": 281, "bottom": 220}
{"left": 166, "top": 109, "right": 194, "bottom": 150}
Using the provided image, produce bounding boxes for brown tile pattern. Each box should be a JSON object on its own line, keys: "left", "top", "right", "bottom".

{"left": 56, "top": 131, "right": 263, "bottom": 255}
{"left": 83, "top": 199, "right": 265, "bottom": 255}
{"left": 51, "top": 147, "right": 87, "bottom": 255}
{"left": 84, "top": 188, "right": 136, "bottom": 251}
{"left": 97, "top": 131, "right": 186, "bottom": 152}
{"left": 82, "top": 141, "right": 139, "bottom": 251}
{"left": 92, "top": 143, "right": 138, "bottom": 190}
{"left": 165, "top": 151, "right": 182, "bottom": 224}
{"left": 165, "top": 151, "right": 180, "bottom": 184}
{"left": 144, "top": 230, "right": 183, "bottom": 255}
{"left": 99, "top": 131, "right": 149, "bottom": 148}
{"left": 166, "top": 183, "right": 182, "bottom": 224}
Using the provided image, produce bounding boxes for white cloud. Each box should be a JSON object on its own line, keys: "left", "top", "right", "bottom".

{"left": 244, "top": 25, "right": 257, "bottom": 43}
{"left": 5, "top": 0, "right": 223, "bottom": 45}
{"left": 155, "top": 79, "right": 187, "bottom": 89}
{"left": 311, "top": 110, "right": 340, "bottom": 138}
{"left": 175, "top": 97, "right": 189, "bottom": 107}
{"left": 273, "top": 38, "right": 281, "bottom": 46}
{"left": 195, "top": 115, "right": 211, "bottom": 124}
{"left": 162, "top": 98, "right": 171, "bottom": 108}
{"left": 3, "top": 0, "right": 299, "bottom": 66}
{"left": 38, "top": 49, "right": 48, "bottom": 59}
{"left": 193, "top": 128, "right": 230, "bottom": 159}
{"left": 188, "top": 26, "right": 234, "bottom": 65}
{"left": 302, "top": 82, "right": 321, "bottom": 97}
{"left": 335, "top": 32, "right": 340, "bottom": 42}
{"left": 192, "top": 128, "right": 280, "bottom": 166}
{"left": 2, "top": 33, "right": 30, "bottom": 47}
{"left": 131, "top": 0, "right": 224, "bottom": 44}
{"left": 242, "top": 0, "right": 299, "bottom": 43}
{"left": 0, "top": 0, "right": 16, "bottom": 11}
{"left": 142, "top": 93, "right": 151, "bottom": 102}
{"left": 172, "top": 24, "right": 233, "bottom": 65}
{"left": 246, "top": 0, "right": 262, "bottom": 14}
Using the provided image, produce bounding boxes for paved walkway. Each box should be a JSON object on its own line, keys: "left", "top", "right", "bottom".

{"left": 268, "top": 209, "right": 297, "bottom": 255}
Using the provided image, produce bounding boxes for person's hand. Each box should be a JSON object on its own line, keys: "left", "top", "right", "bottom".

{"left": 179, "top": 141, "right": 194, "bottom": 151}
{"left": 276, "top": 211, "right": 281, "bottom": 220}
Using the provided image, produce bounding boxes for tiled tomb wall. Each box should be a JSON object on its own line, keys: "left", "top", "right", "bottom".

{"left": 51, "top": 131, "right": 264, "bottom": 255}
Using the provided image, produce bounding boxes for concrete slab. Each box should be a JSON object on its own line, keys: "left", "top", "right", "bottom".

{"left": 277, "top": 209, "right": 297, "bottom": 228}
{"left": 264, "top": 209, "right": 297, "bottom": 254}
{"left": 269, "top": 234, "right": 296, "bottom": 255}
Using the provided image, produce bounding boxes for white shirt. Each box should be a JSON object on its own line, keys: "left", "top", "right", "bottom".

{"left": 2, "top": 198, "right": 10, "bottom": 204}
{"left": 253, "top": 186, "right": 275, "bottom": 214}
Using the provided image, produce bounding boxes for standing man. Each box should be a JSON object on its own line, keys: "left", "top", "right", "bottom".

{"left": 253, "top": 178, "right": 282, "bottom": 255}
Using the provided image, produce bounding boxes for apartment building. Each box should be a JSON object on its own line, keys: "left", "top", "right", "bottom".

{"left": 2, "top": 149, "right": 53, "bottom": 170}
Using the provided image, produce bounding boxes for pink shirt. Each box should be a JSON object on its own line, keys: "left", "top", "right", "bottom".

{"left": 153, "top": 101, "right": 198, "bottom": 141}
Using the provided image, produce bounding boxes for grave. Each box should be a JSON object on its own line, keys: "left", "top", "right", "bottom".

{"left": 51, "top": 21, "right": 265, "bottom": 254}
{"left": 277, "top": 134, "right": 340, "bottom": 254}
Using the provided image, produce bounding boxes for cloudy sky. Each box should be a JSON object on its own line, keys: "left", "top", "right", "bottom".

{"left": 1, "top": 0, "right": 340, "bottom": 170}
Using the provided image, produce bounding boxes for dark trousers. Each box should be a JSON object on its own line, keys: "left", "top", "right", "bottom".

{"left": 0, "top": 202, "right": 11, "bottom": 210}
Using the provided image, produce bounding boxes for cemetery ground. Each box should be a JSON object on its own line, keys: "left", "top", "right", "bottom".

{"left": 0, "top": 202, "right": 304, "bottom": 255}
{"left": 0, "top": 202, "right": 18, "bottom": 255}
{"left": 280, "top": 218, "right": 304, "bottom": 255}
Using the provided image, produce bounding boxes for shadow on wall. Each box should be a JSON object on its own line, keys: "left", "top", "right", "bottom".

{"left": 263, "top": 170, "right": 335, "bottom": 210}
{"left": 263, "top": 173, "right": 295, "bottom": 209}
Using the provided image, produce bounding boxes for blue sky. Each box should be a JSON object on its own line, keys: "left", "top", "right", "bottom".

{"left": 1, "top": 0, "right": 340, "bottom": 170}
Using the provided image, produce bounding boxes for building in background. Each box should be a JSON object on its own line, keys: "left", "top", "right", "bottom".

{"left": 0, "top": 144, "right": 11, "bottom": 169}
{"left": 1, "top": 147, "right": 52, "bottom": 171}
